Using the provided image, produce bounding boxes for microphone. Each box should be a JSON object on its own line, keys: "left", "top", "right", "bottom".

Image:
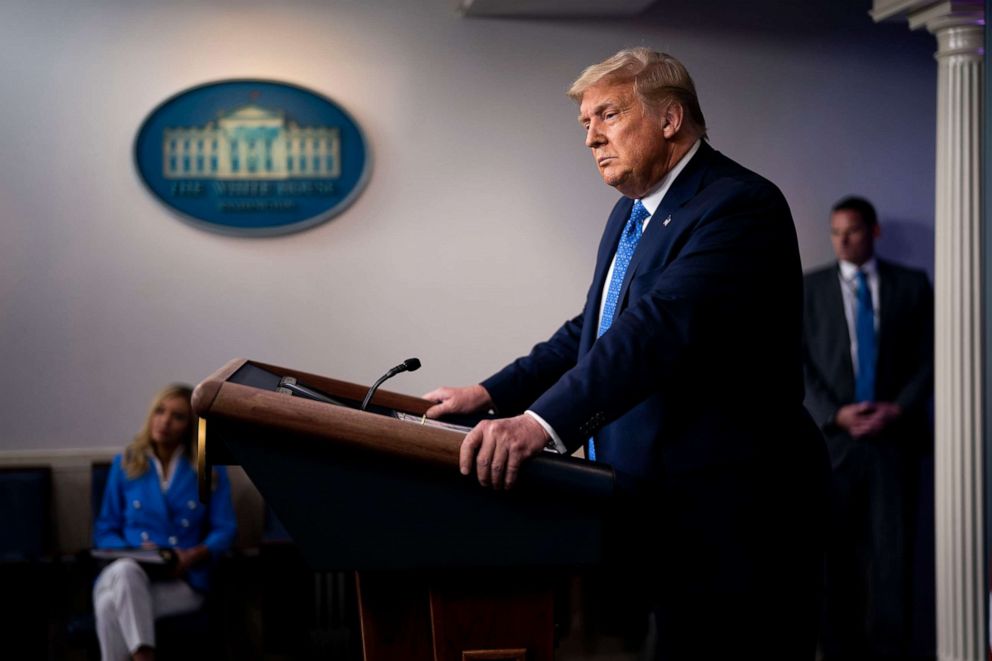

{"left": 361, "top": 358, "right": 421, "bottom": 411}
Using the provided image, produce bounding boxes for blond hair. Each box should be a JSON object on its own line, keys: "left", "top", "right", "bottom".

{"left": 568, "top": 47, "right": 707, "bottom": 136}
{"left": 122, "top": 384, "right": 195, "bottom": 479}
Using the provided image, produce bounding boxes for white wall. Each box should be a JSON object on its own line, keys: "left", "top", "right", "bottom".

{"left": 0, "top": 0, "right": 936, "bottom": 451}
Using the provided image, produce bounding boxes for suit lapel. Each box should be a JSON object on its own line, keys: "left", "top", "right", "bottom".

{"left": 824, "top": 264, "right": 856, "bottom": 395}
{"left": 615, "top": 141, "right": 714, "bottom": 309}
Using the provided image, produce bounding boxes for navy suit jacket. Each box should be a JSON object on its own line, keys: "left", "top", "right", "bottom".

{"left": 483, "top": 141, "right": 822, "bottom": 491}
{"left": 802, "top": 260, "right": 933, "bottom": 466}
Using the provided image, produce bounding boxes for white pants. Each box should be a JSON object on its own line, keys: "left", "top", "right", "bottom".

{"left": 92, "top": 558, "right": 204, "bottom": 661}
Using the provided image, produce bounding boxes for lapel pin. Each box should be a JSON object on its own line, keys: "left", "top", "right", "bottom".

{"left": 663, "top": 215, "right": 672, "bottom": 227}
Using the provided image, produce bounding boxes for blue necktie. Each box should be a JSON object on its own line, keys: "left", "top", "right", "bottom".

{"left": 589, "top": 200, "right": 650, "bottom": 461}
{"left": 854, "top": 270, "right": 876, "bottom": 402}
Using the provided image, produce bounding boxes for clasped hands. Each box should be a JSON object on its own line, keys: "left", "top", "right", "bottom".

{"left": 422, "top": 385, "right": 549, "bottom": 490}
{"left": 834, "top": 401, "right": 903, "bottom": 439}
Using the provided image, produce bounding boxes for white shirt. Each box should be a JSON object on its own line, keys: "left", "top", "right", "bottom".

{"left": 837, "top": 257, "right": 880, "bottom": 377}
{"left": 147, "top": 447, "right": 184, "bottom": 491}
{"left": 527, "top": 139, "right": 703, "bottom": 454}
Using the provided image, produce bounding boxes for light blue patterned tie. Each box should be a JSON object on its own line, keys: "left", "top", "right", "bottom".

{"left": 854, "top": 270, "right": 876, "bottom": 402}
{"left": 589, "top": 200, "right": 650, "bottom": 461}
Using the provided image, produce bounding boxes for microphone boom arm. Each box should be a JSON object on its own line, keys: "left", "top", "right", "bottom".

{"left": 360, "top": 358, "right": 421, "bottom": 411}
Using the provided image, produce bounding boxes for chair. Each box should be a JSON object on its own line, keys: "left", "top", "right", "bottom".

{"left": 0, "top": 466, "right": 56, "bottom": 660}
{"left": 0, "top": 466, "right": 52, "bottom": 561}
{"left": 90, "top": 461, "right": 111, "bottom": 523}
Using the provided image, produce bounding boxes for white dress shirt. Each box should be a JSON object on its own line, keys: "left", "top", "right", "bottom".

{"left": 147, "top": 447, "right": 184, "bottom": 491}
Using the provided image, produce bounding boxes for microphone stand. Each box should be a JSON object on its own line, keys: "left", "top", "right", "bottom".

{"left": 361, "top": 358, "right": 421, "bottom": 411}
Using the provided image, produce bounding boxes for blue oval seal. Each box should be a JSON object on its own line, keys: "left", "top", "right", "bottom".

{"left": 134, "top": 79, "right": 371, "bottom": 236}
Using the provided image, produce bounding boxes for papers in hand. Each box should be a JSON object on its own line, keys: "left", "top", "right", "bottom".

{"left": 91, "top": 547, "right": 176, "bottom": 565}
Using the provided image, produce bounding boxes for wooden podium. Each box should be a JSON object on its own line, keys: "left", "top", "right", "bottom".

{"left": 193, "top": 359, "right": 615, "bottom": 661}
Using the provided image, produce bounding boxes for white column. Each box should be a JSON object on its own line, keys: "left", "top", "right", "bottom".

{"left": 931, "top": 13, "right": 984, "bottom": 660}
{"left": 872, "top": 2, "right": 985, "bottom": 659}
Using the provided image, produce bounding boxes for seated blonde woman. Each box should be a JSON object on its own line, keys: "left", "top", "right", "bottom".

{"left": 92, "top": 384, "right": 236, "bottom": 661}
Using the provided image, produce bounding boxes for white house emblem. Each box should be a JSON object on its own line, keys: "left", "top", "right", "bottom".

{"left": 135, "top": 80, "right": 371, "bottom": 236}
{"left": 163, "top": 106, "right": 341, "bottom": 180}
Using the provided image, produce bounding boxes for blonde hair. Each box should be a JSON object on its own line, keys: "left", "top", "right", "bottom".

{"left": 567, "top": 47, "right": 707, "bottom": 136}
{"left": 122, "top": 384, "right": 195, "bottom": 479}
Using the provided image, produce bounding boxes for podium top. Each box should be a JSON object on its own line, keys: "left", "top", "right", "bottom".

{"left": 193, "top": 358, "right": 615, "bottom": 499}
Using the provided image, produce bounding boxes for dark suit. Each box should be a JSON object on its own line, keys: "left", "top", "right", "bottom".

{"left": 803, "top": 260, "right": 933, "bottom": 659}
{"left": 482, "top": 141, "right": 828, "bottom": 659}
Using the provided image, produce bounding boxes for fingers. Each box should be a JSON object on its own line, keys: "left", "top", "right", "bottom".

{"left": 860, "top": 419, "right": 884, "bottom": 436}
{"left": 422, "top": 387, "right": 450, "bottom": 402}
{"left": 425, "top": 400, "right": 453, "bottom": 419}
{"left": 476, "top": 423, "right": 500, "bottom": 488}
{"left": 850, "top": 416, "right": 871, "bottom": 435}
{"left": 459, "top": 420, "right": 509, "bottom": 489}
{"left": 422, "top": 385, "right": 494, "bottom": 419}
{"left": 422, "top": 386, "right": 470, "bottom": 419}
{"left": 504, "top": 456, "right": 521, "bottom": 490}
{"left": 851, "top": 417, "right": 881, "bottom": 438}
{"left": 457, "top": 416, "right": 548, "bottom": 490}
{"left": 460, "top": 423, "right": 483, "bottom": 476}
{"left": 423, "top": 387, "right": 453, "bottom": 419}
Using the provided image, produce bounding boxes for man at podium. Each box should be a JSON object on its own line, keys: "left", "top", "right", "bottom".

{"left": 424, "top": 48, "right": 828, "bottom": 660}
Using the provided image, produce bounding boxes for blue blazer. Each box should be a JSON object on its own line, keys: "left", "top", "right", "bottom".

{"left": 93, "top": 452, "right": 237, "bottom": 592}
{"left": 482, "top": 141, "right": 823, "bottom": 490}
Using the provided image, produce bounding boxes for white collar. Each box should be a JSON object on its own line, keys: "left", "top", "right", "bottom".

{"left": 839, "top": 257, "right": 878, "bottom": 281}
{"left": 638, "top": 139, "right": 702, "bottom": 216}
{"left": 147, "top": 446, "right": 184, "bottom": 490}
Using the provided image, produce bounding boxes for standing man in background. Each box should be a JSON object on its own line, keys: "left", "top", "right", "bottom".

{"left": 425, "top": 48, "right": 828, "bottom": 660}
{"left": 803, "top": 196, "right": 933, "bottom": 659}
